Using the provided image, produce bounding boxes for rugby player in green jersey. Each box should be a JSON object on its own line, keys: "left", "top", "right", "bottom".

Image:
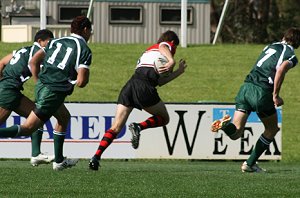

{"left": 211, "top": 27, "right": 300, "bottom": 172}
{"left": 0, "top": 29, "right": 54, "bottom": 166}
{"left": 0, "top": 16, "right": 93, "bottom": 171}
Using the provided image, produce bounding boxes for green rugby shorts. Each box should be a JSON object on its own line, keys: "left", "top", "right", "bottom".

{"left": 0, "top": 88, "right": 24, "bottom": 111}
{"left": 34, "top": 81, "right": 67, "bottom": 122}
{"left": 235, "top": 82, "right": 276, "bottom": 118}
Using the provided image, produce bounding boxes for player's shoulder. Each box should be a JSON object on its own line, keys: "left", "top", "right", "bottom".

{"left": 146, "top": 42, "right": 175, "bottom": 52}
{"left": 69, "top": 34, "right": 91, "bottom": 51}
{"left": 30, "top": 42, "right": 44, "bottom": 54}
{"left": 268, "top": 42, "right": 283, "bottom": 49}
{"left": 12, "top": 46, "right": 31, "bottom": 56}
{"left": 146, "top": 43, "right": 159, "bottom": 51}
{"left": 15, "top": 45, "right": 31, "bottom": 52}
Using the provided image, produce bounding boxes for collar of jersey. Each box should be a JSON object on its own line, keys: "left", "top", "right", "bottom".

{"left": 70, "top": 33, "right": 86, "bottom": 43}
{"left": 281, "top": 40, "right": 294, "bottom": 50}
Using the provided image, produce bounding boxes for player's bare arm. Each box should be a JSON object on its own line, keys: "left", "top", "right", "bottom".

{"left": 158, "top": 59, "right": 187, "bottom": 86}
{"left": 29, "top": 49, "right": 46, "bottom": 83}
{"left": 158, "top": 44, "right": 175, "bottom": 73}
{"left": 273, "top": 60, "right": 292, "bottom": 107}
{"left": 76, "top": 67, "right": 90, "bottom": 88}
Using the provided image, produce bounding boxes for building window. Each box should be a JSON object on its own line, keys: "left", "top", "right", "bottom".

{"left": 109, "top": 6, "right": 143, "bottom": 24}
{"left": 160, "top": 7, "right": 193, "bottom": 25}
{"left": 58, "top": 5, "right": 89, "bottom": 23}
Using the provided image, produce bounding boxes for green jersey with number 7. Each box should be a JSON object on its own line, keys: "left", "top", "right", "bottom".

{"left": 245, "top": 41, "right": 298, "bottom": 90}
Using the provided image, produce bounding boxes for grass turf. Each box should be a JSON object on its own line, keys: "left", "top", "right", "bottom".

{"left": 0, "top": 160, "right": 299, "bottom": 197}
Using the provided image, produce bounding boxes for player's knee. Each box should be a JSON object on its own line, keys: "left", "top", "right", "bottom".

{"left": 267, "top": 125, "right": 280, "bottom": 133}
{"left": 162, "top": 115, "right": 170, "bottom": 125}
{"left": 263, "top": 127, "right": 279, "bottom": 139}
{"left": 110, "top": 124, "right": 123, "bottom": 134}
{"left": 58, "top": 111, "right": 71, "bottom": 125}
{"left": 58, "top": 121, "right": 69, "bottom": 130}
{"left": 270, "top": 127, "right": 280, "bottom": 135}
{"left": 229, "top": 134, "right": 240, "bottom": 140}
{"left": 21, "top": 125, "right": 38, "bottom": 136}
{"left": 62, "top": 110, "right": 71, "bottom": 121}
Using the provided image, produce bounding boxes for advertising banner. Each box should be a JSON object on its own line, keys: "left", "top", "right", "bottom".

{"left": 0, "top": 103, "right": 281, "bottom": 160}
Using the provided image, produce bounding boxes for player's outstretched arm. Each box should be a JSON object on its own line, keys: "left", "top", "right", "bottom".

{"left": 158, "top": 59, "right": 187, "bottom": 86}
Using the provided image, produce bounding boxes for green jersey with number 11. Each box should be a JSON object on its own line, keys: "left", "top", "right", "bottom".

{"left": 39, "top": 33, "right": 92, "bottom": 94}
{"left": 245, "top": 41, "right": 298, "bottom": 90}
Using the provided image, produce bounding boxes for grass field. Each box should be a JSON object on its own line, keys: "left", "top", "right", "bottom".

{"left": 0, "top": 160, "right": 300, "bottom": 197}
{"left": 0, "top": 42, "right": 300, "bottom": 197}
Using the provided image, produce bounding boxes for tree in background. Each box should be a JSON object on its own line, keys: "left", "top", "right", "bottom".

{"left": 211, "top": 0, "right": 300, "bottom": 43}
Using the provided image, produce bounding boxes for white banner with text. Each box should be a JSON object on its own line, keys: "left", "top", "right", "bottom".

{"left": 0, "top": 103, "right": 281, "bottom": 160}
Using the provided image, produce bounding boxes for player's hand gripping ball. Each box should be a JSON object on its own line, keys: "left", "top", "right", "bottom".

{"left": 154, "top": 54, "right": 170, "bottom": 77}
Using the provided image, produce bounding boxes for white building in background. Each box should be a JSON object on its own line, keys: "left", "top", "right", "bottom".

{"left": 0, "top": 0, "right": 210, "bottom": 44}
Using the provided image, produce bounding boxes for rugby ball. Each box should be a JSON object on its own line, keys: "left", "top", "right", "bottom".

{"left": 154, "top": 54, "right": 169, "bottom": 77}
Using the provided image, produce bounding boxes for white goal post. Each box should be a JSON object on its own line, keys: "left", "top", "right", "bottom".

{"left": 87, "top": 0, "right": 95, "bottom": 20}
{"left": 40, "top": 0, "right": 46, "bottom": 29}
{"left": 212, "top": 0, "right": 230, "bottom": 44}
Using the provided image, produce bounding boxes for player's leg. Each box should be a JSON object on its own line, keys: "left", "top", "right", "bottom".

{"left": 99, "top": 104, "right": 133, "bottom": 155}
{"left": 0, "top": 110, "right": 43, "bottom": 137}
{"left": 242, "top": 112, "right": 279, "bottom": 173}
{"left": 89, "top": 104, "right": 133, "bottom": 170}
{"left": 52, "top": 104, "right": 78, "bottom": 171}
{"left": 14, "top": 96, "right": 35, "bottom": 117}
{"left": 229, "top": 110, "right": 249, "bottom": 139}
{"left": 211, "top": 110, "right": 249, "bottom": 140}
{"left": 33, "top": 82, "right": 72, "bottom": 170}
{"left": 15, "top": 95, "right": 53, "bottom": 166}
{"left": 128, "top": 100, "right": 169, "bottom": 149}
{"left": 0, "top": 107, "right": 12, "bottom": 126}
{"left": 212, "top": 83, "right": 252, "bottom": 140}
{"left": 0, "top": 88, "right": 15, "bottom": 125}
{"left": 0, "top": 107, "right": 14, "bottom": 137}
{"left": 0, "top": 89, "right": 20, "bottom": 137}
{"left": 241, "top": 86, "right": 276, "bottom": 173}
{"left": 20, "top": 111, "right": 44, "bottom": 136}
{"left": 52, "top": 104, "right": 70, "bottom": 163}
{"left": 140, "top": 100, "right": 169, "bottom": 129}
{"left": 13, "top": 81, "right": 50, "bottom": 136}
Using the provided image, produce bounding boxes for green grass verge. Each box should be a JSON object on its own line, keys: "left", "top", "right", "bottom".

{"left": 0, "top": 160, "right": 299, "bottom": 197}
